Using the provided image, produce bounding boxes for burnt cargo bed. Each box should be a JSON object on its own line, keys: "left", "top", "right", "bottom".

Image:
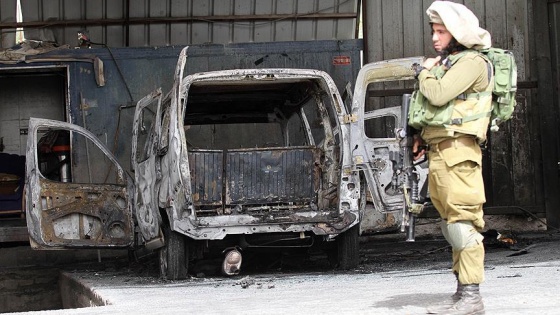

{"left": 189, "top": 147, "right": 321, "bottom": 215}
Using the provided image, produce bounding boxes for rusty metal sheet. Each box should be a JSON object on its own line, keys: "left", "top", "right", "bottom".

{"left": 225, "top": 147, "right": 320, "bottom": 205}
{"left": 188, "top": 150, "right": 224, "bottom": 206}
{"left": 34, "top": 179, "right": 133, "bottom": 247}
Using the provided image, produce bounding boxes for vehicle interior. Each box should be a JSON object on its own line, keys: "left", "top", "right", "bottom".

{"left": 183, "top": 78, "right": 331, "bottom": 149}
{"left": 180, "top": 76, "right": 341, "bottom": 216}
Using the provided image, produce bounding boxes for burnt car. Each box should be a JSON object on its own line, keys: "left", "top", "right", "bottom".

{"left": 25, "top": 47, "right": 426, "bottom": 279}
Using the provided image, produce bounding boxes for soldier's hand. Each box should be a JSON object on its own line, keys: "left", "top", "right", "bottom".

{"left": 412, "top": 134, "right": 426, "bottom": 161}
{"left": 422, "top": 56, "right": 441, "bottom": 71}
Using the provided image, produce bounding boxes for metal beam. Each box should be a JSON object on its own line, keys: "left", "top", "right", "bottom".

{"left": 0, "top": 13, "right": 358, "bottom": 30}
{"left": 0, "top": 226, "right": 28, "bottom": 243}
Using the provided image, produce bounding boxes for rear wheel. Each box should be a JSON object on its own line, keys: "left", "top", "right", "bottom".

{"left": 329, "top": 177, "right": 363, "bottom": 269}
{"left": 159, "top": 225, "right": 188, "bottom": 280}
{"left": 337, "top": 224, "right": 360, "bottom": 270}
{"left": 326, "top": 224, "right": 360, "bottom": 269}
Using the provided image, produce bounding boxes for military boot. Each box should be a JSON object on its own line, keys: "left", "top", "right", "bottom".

{"left": 426, "top": 280, "right": 463, "bottom": 314}
{"left": 440, "top": 284, "right": 485, "bottom": 315}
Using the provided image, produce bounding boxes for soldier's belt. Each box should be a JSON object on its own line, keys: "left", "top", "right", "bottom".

{"left": 430, "top": 137, "right": 476, "bottom": 152}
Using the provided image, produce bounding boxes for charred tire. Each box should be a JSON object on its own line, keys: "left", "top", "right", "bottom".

{"left": 159, "top": 225, "right": 188, "bottom": 280}
{"left": 337, "top": 224, "right": 360, "bottom": 270}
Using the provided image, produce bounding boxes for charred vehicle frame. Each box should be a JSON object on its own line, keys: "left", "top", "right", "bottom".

{"left": 25, "top": 46, "right": 427, "bottom": 279}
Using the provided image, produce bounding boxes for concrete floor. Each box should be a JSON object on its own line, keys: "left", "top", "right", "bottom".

{"left": 3, "top": 228, "right": 560, "bottom": 315}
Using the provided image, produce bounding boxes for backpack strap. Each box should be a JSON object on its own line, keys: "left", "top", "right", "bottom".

{"left": 447, "top": 110, "right": 492, "bottom": 125}
{"left": 456, "top": 91, "right": 492, "bottom": 100}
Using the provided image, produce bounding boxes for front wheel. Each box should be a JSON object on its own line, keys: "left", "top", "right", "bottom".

{"left": 159, "top": 225, "right": 188, "bottom": 280}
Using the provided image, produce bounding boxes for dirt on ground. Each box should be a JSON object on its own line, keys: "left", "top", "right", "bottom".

{"left": 68, "top": 215, "right": 557, "bottom": 283}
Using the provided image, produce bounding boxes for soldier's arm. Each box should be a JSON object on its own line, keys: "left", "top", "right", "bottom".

{"left": 418, "top": 57, "right": 487, "bottom": 106}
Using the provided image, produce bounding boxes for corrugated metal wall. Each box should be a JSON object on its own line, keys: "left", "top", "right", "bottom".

{"left": 363, "top": 0, "right": 530, "bottom": 94}
{"left": 0, "top": 0, "right": 358, "bottom": 48}
{"left": 544, "top": 0, "right": 560, "bottom": 228}
{"left": 551, "top": 1, "right": 560, "bottom": 123}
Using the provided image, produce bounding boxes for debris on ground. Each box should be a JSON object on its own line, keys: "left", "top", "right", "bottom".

{"left": 238, "top": 276, "right": 255, "bottom": 288}
{"left": 507, "top": 244, "right": 537, "bottom": 257}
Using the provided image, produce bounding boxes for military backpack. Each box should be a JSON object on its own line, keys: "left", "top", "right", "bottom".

{"left": 481, "top": 48, "right": 517, "bottom": 131}
{"left": 408, "top": 48, "right": 517, "bottom": 132}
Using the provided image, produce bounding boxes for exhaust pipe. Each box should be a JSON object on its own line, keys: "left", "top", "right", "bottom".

{"left": 222, "top": 247, "right": 242, "bottom": 276}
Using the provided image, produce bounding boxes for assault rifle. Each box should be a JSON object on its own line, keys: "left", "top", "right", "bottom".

{"left": 396, "top": 94, "right": 428, "bottom": 241}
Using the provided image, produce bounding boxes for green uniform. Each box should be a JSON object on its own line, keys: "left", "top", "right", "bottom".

{"left": 417, "top": 51, "right": 492, "bottom": 285}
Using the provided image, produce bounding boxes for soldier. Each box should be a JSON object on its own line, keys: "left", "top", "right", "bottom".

{"left": 411, "top": 1, "right": 492, "bottom": 314}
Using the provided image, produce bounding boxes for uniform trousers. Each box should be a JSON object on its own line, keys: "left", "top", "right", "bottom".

{"left": 428, "top": 137, "right": 485, "bottom": 285}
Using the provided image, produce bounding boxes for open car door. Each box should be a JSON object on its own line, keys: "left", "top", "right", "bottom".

{"left": 25, "top": 118, "right": 136, "bottom": 249}
{"left": 131, "top": 88, "right": 164, "bottom": 248}
{"left": 349, "top": 56, "right": 427, "bottom": 238}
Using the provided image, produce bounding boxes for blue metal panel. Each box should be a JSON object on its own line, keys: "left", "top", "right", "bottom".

{"left": 0, "top": 39, "right": 362, "bottom": 176}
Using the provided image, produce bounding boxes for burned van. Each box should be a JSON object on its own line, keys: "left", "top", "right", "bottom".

{"left": 25, "top": 46, "right": 426, "bottom": 279}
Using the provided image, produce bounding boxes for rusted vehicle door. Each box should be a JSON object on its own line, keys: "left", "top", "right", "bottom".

{"left": 131, "top": 88, "right": 164, "bottom": 248}
{"left": 349, "top": 56, "right": 426, "bottom": 236}
{"left": 25, "top": 118, "right": 142, "bottom": 249}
